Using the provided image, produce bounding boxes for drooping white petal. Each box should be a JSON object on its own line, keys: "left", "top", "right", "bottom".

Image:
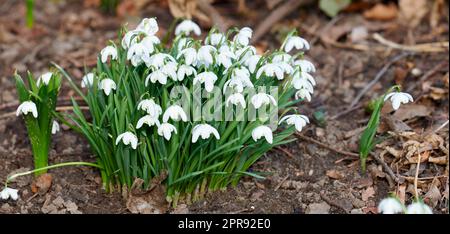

{"left": 251, "top": 125, "right": 273, "bottom": 144}
{"left": 234, "top": 27, "right": 253, "bottom": 46}
{"left": 226, "top": 93, "right": 246, "bottom": 108}
{"left": 99, "top": 78, "right": 116, "bottom": 96}
{"left": 37, "top": 72, "right": 53, "bottom": 86}
{"left": 16, "top": 101, "right": 38, "bottom": 118}
{"left": 101, "top": 45, "right": 118, "bottom": 63}
{"left": 177, "top": 65, "right": 196, "bottom": 81}
{"left": 163, "top": 105, "right": 188, "bottom": 122}
{"left": 81, "top": 73, "right": 95, "bottom": 88}
{"left": 0, "top": 187, "right": 19, "bottom": 201}
{"left": 136, "top": 18, "right": 159, "bottom": 35}
{"left": 175, "top": 20, "right": 201, "bottom": 36}
{"left": 384, "top": 92, "right": 414, "bottom": 110}
{"left": 115, "top": 132, "right": 138, "bottom": 149}
{"left": 284, "top": 36, "right": 310, "bottom": 52}
{"left": 51, "top": 120, "right": 60, "bottom": 134}
{"left": 157, "top": 123, "right": 177, "bottom": 141}
{"left": 406, "top": 202, "right": 433, "bottom": 214}
{"left": 136, "top": 115, "right": 160, "bottom": 129}
{"left": 279, "top": 114, "right": 309, "bottom": 132}
{"left": 137, "top": 99, "right": 162, "bottom": 118}
{"left": 193, "top": 72, "right": 218, "bottom": 93}
{"left": 251, "top": 93, "right": 277, "bottom": 109}
{"left": 192, "top": 124, "right": 220, "bottom": 143}
{"left": 378, "top": 198, "right": 404, "bottom": 214}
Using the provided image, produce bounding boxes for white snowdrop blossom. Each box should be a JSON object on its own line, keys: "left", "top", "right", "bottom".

{"left": 116, "top": 132, "right": 138, "bottom": 149}
{"left": 175, "top": 20, "right": 201, "bottom": 36}
{"left": 144, "top": 53, "right": 175, "bottom": 69}
{"left": 272, "top": 54, "right": 292, "bottom": 63}
{"left": 196, "top": 45, "right": 216, "bottom": 67}
{"left": 137, "top": 99, "right": 162, "bottom": 118}
{"left": 101, "top": 45, "right": 118, "bottom": 63}
{"left": 244, "top": 55, "right": 261, "bottom": 73}
{"left": 177, "top": 64, "right": 196, "bottom": 81}
{"left": 121, "top": 30, "right": 139, "bottom": 49}
{"left": 279, "top": 114, "right": 309, "bottom": 132}
{"left": 252, "top": 125, "right": 273, "bottom": 144}
{"left": 378, "top": 198, "right": 404, "bottom": 214}
{"left": 234, "top": 27, "right": 252, "bottom": 46}
{"left": 37, "top": 72, "right": 53, "bottom": 86}
{"left": 1, "top": 187, "right": 19, "bottom": 201}
{"left": 81, "top": 73, "right": 94, "bottom": 88}
{"left": 406, "top": 202, "right": 433, "bottom": 214}
{"left": 161, "top": 62, "right": 178, "bottom": 81}
{"left": 16, "top": 101, "right": 38, "bottom": 118}
{"left": 177, "top": 47, "right": 197, "bottom": 66}
{"left": 176, "top": 37, "right": 191, "bottom": 52}
{"left": 157, "top": 123, "right": 177, "bottom": 141}
{"left": 226, "top": 93, "right": 246, "bottom": 108}
{"left": 145, "top": 70, "right": 167, "bottom": 85}
{"left": 127, "top": 42, "right": 151, "bottom": 67}
{"left": 294, "top": 59, "right": 316, "bottom": 73}
{"left": 194, "top": 72, "right": 218, "bottom": 93}
{"left": 251, "top": 93, "right": 277, "bottom": 109}
{"left": 51, "top": 120, "right": 60, "bottom": 134}
{"left": 136, "top": 18, "right": 159, "bottom": 35}
{"left": 295, "top": 88, "right": 313, "bottom": 102}
{"left": 384, "top": 92, "right": 414, "bottom": 110}
{"left": 235, "top": 45, "right": 256, "bottom": 62}
{"left": 99, "top": 78, "right": 116, "bottom": 96}
{"left": 291, "top": 71, "right": 316, "bottom": 92}
{"left": 256, "top": 63, "right": 284, "bottom": 80}
{"left": 207, "top": 33, "right": 225, "bottom": 46}
{"left": 223, "top": 74, "right": 253, "bottom": 93}
{"left": 276, "top": 62, "right": 294, "bottom": 75}
{"left": 136, "top": 115, "right": 160, "bottom": 129}
{"left": 216, "top": 45, "right": 236, "bottom": 68}
{"left": 192, "top": 124, "right": 220, "bottom": 143}
{"left": 163, "top": 105, "right": 188, "bottom": 122}
{"left": 284, "top": 36, "right": 310, "bottom": 52}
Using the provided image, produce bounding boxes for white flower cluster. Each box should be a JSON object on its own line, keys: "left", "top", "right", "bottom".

{"left": 89, "top": 18, "right": 316, "bottom": 149}
{"left": 378, "top": 197, "right": 433, "bottom": 214}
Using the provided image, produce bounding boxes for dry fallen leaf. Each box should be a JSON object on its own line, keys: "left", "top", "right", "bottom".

{"left": 326, "top": 170, "right": 344, "bottom": 180}
{"left": 392, "top": 104, "right": 432, "bottom": 121}
{"left": 363, "top": 3, "right": 398, "bottom": 21}
{"left": 31, "top": 173, "right": 53, "bottom": 194}
{"left": 398, "top": 0, "right": 430, "bottom": 28}
{"left": 424, "top": 178, "right": 442, "bottom": 208}
{"left": 396, "top": 184, "right": 407, "bottom": 204}
{"left": 168, "top": 0, "right": 197, "bottom": 19}
{"left": 126, "top": 173, "right": 169, "bottom": 214}
{"left": 361, "top": 187, "right": 375, "bottom": 201}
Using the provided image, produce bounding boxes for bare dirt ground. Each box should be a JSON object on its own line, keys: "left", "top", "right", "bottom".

{"left": 0, "top": 0, "right": 448, "bottom": 214}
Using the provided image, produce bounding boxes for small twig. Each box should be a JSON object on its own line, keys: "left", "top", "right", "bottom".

{"left": 295, "top": 133, "right": 359, "bottom": 158}
{"left": 370, "top": 152, "right": 400, "bottom": 183}
{"left": 274, "top": 146, "right": 295, "bottom": 159}
{"left": 252, "top": 0, "right": 315, "bottom": 43}
{"left": 274, "top": 175, "right": 289, "bottom": 191}
{"left": 406, "top": 60, "right": 448, "bottom": 92}
{"left": 349, "top": 53, "right": 411, "bottom": 109}
{"left": 414, "top": 147, "right": 421, "bottom": 199}
{"left": 320, "top": 191, "right": 349, "bottom": 214}
{"left": 432, "top": 120, "right": 449, "bottom": 134}
{"left": 400, "top": 175, "right": 448, "bottom": 181}
{"left": 373, "top": 33, "right": 449, "bottom": 53}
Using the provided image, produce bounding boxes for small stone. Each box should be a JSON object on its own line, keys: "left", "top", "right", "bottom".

{"left": 308, "top": 169, "right": 314, "bottom": 176}
{"left": 52, "top": 196, "right": 65, "bottom": 208}
{"left": 350, "top": 208, "right": 364, "bottom": 214}
{"left": 411, "top": 68, "right": 422, "bottom": 77}
{"left": 306, "top": 202, "right": 330, "bottom": 214}
{"left": 1, "top": 203, "right": 12, "bottom": 213}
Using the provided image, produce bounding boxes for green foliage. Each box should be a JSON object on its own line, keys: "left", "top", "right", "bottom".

{"left": 14, "top": 71, "right": 62, "bottom": 176}
{"left": 319, "top": 0, "right": 352, "bottom": 17}
{"left": 25, "top": 0, "right": 34, "bottom": 28}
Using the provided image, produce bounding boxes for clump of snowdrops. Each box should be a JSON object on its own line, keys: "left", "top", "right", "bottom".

{"left": 359, "top": 85, "right": 413, "bottom": 172}
{"left": 56, "top": 18, "right": 314, "bottom": 204}
{"left": 378, "top": 195, "right": 433, "bottom": 214}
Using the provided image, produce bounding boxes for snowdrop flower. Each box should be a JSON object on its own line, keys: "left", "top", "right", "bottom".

{"left": 226, "top": 93, "right": 246, "bottom": 108}
{"left": 176, "top": 37, "right": 191, "bottom": 52}
{"left": 251, "top": 93, "right": 277, "bottom": 109}
{"left": 244, "top": 55, "right": 261, "bottom": 73}
{"left": 192, "top": 124, "right": 220, "bottom": 143}
{"left": 196, "top": 45, "right": 216, "bottom": 67}
{"left": 406, "top": 202, "right": 433, "bottom": 214}
{"left": 101, "top": 45, "right": 118, "bottom": 63}
{"left": 145, "top": 70, "right": 168, "bottom": 85}
{"left": 177, "top": 64, "right": 196, "bottom": 81}
{"left": 256, "top": 63, "right": 284, "bottom": 80}
{"left": 37, "top": 72, "right": 53, "bottom": 86}
{"left": 1, "top": 187, "right": 19, "bottom": 200}
{"left": 231, "top": 67, "right": 250, "bottom": 81}
{"left": 235, "top": 45, "right": 256, "bottom": 62}
{"left": 81, "top": 73, "right": 94, "bottom": 88}
{"left": 276, "top": 62, "right": 294, "bottom": 75}
{"left": 378, "top": 198, "right": 404, "bottom": 214}
{"left": 206, "top": 33, "right": 225, "bottom": 46}
{"left": 291, "top": 71, "right": 315, "bottom": 91}
{"left": 284, "top": 36, "right": 310, "bottom": 52}
{"left": 175, "top": 20, "right": 201, "bottom": 36}
{"left": 136, "top": 115, "right": 160, "bottom": 129}
{"left": 127, "top": 42, "right": 150, "bottom": 67}
{"left": 121, "top": 30, "right": 139, "bottom": 49}
{"left": 137, "top": 99, "right": 162, "bottom": 117}
{"left": 272, "top": 54, "right": 292, "bottom": 63}
{"left": 51, "top": 120, "right": 60, "bottom": 134}
{"left": 384, "top": 92, "right": 414, "bottom": 110}
{"left": 252, "top": 125, "right": 273, "bottom": 144}
{"left": 161, "top": 62, "right": 178, "bottom": 81}
{"left": 234, "top": 27, "right": 252, "bottom": 46}
{"left": 279, "top": 114, "right": 309, "bottom": 132}
{"left": 193, "top": 72, "right": 218, "bottom": 93}
{"left": 16, "top": 101, "right": 38, "bottom": 118}
{"left": 163, "top": 105, "right": 188, "bottom": 122}
{"left": 177, "top": 47, "right": 197, "bottom": 66}
{"left": 216, "top": 46, "right": 236, "bottom": 68}
{"left": 144, "top": 53, "right": 175, "bottom": 69}
{"left": 99, "top": 78, "right": 116, "bottom": 96}
{"left": 136, "top": 18, "right": 159, "bottom": 35}
{"left": 141, "top": 35, "right": 160, "bottom": 50}
{"left": 295, "top": 88, "right": 313, "bottom": 102}
{"left": 294, "top": 59, "right": 316, "bottom": 73}
{"left": 223, "top": 76, "right": 253, "bottom": 93}
{"left": 115, "top": 132, "right": 138, "bottom": 149}
{"left": 157, "top": 123, "right": 177, "bottom": 141}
